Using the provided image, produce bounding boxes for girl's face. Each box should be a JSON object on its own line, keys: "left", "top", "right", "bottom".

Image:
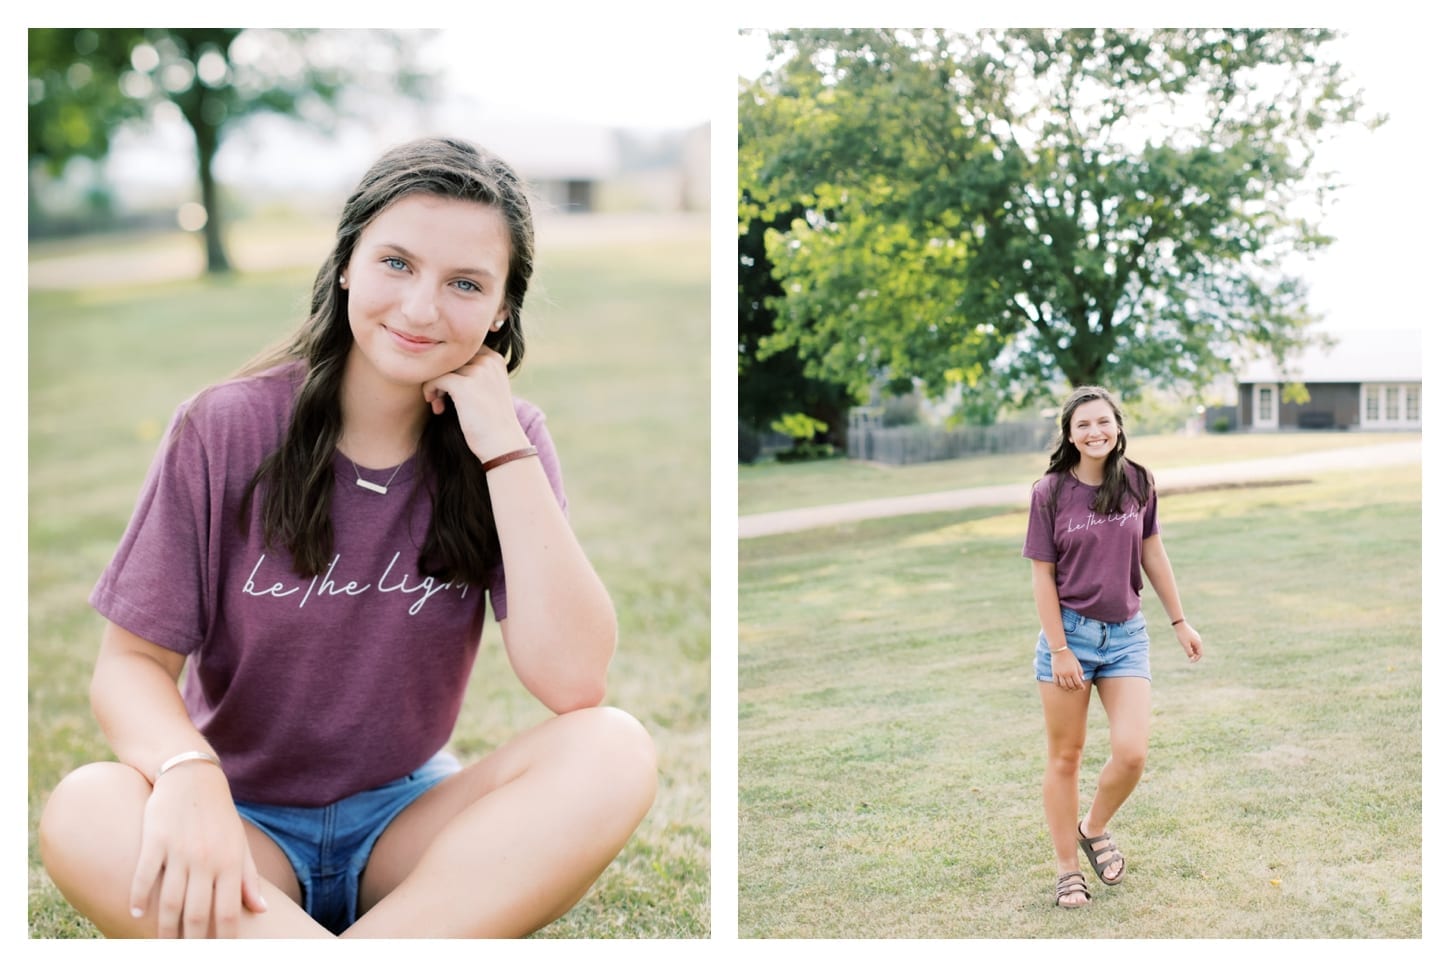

{"left": 341, "top": 193, "right": 511, "bottom": 393}
{"left": 1067, "top": 398, "right": 1120, "bottom": 462}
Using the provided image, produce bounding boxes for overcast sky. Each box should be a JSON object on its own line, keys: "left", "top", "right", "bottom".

{"left": 738, "top": 26, "right": 1439, "bottom": 335}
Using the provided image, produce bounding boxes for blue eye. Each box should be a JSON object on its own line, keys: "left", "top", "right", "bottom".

{"left": 454, "top": 279, "right": 480, "bottom": 293}
{"left": 383, "top": 256, "right": 407, "bottom": 271}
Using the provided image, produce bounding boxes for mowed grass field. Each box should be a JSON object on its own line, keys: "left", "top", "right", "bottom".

{"left": 28, "top": 217, "right": 709, "bottom": 938}
{"left": 738, "top": 462, "right": 1421, "bottom": 938}
{"left": 739, "top": 430, "right": 1422, "bottom": 517}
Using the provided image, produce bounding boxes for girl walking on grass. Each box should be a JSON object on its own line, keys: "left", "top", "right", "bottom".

{"left": 1023, "top": 386, "right": 1203, "bottom": 909}
{"left": 39, "top": 136, "right": 656, "bottom": 938}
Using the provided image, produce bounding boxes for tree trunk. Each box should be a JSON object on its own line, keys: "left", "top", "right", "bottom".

{"left": 187, "top": 111, "right": 231, "bottom": 275}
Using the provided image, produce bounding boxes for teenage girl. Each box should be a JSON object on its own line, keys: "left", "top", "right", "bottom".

{"left": 1023, "top": 385, "right": 1203, "bottom": 909}
{"left": 39, "top": 136, "right": 658, "bottom": 938}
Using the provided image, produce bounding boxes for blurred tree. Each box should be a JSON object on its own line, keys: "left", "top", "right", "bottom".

{"left": 28, "top": 28, "right": 434, "bottom": 273}
{"left": 739, "top": 192, "right": 855, "bottom": 457}
{"left": 739, "top": 28, "right": 1378, "bottom": 418}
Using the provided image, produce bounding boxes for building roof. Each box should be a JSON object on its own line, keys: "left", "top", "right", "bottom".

{"left": 1238, "top": 329, "right": 1422, "bottom": 384}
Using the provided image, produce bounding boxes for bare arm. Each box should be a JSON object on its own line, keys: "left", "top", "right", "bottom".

{"left": 487, "top": 454, "right": 617, "bottom": 712}
{"left": 1141, "top": 533, "right": 1203, "bottom": 662}
{"left": 424, "top": 348, "right": 615, "bottom": 713}
{"left": 92, "top": 622, "right": 211, "bottom": 780}
{"left": 1031, "top": 559, "right": 1067, "bottom": 651}
{"left": 1032, "top": 559, "right": 1085, "bottom": 690}
{"left": 91, "top": 622, "right": 267, "bottom": 936}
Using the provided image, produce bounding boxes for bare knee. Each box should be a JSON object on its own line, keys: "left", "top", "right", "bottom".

{"left": 1045, "top": 745, "right": 1084, "bottom": 780}
{"left": 1111, "top": 746, "right": 1147, "bottom": 777}
{"left": 40, "top": 762, "right": 148, "bottom": 907}
{"left": 558, "top": 706, "right": 657, "bottom": 813}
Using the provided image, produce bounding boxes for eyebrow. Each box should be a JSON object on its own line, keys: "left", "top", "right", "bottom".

{"left": 374, "top": 242, "right": 501, "bottom": 281}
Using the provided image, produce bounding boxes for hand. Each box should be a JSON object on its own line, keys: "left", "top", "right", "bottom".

{"left": 130, "top": 763, "right": 268, "bottom": 938}
{"left": 422, "top": 346, "right": 529, "bottom": 462}
{"left": 1050, "top": 648, "right": 1085, "bottom": 690}
{"left": 1175, "top": 621, "right": 1204, "bottom": 663}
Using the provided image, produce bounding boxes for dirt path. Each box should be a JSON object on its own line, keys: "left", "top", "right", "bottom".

{"left": 737, "top": 439, "right": 1422, "bottom": 538}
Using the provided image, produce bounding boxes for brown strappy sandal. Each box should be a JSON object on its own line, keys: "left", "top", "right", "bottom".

{"left": 1077, "top": 821, "right": 1126, "bottom": 885}
{"left": 1055, "top": 871, "right": 1092, "bottom": 908}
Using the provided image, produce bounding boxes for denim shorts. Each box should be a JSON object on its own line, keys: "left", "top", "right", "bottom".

{"left": 1034, "top": 606, "right": 1151, "bottom": 683}
{"left": 233, "top": 750, "right": 461, "bottom": 934}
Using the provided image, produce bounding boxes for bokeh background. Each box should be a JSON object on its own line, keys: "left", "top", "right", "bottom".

{"left": 26, "top": 26, "right": 711, "bottom": 939}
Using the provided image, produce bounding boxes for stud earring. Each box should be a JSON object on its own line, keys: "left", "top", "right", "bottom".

{"left": 339, "top": 274, "right": 347, "bottom": 287}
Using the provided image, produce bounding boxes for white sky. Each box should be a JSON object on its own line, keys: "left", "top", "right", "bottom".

{"left": 427, "top": 28, "right": 714, "bottom": 130}
{"left": 737, "top": 25, "right": 1443, "bottom": 334}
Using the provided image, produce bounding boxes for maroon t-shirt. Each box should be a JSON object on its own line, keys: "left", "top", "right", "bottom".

{"left": 90, "top": 363, "right": 568, "bottom": 806}
{"left": 1022, "top": 470, "right": 1158, "bottom": 624}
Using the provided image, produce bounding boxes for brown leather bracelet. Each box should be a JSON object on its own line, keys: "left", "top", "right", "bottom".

{"left": 1171, "top": 618, "right": 1186, "bottom": 626}
{"left": 480, "top": 446, "right": 538, "bottom": 472}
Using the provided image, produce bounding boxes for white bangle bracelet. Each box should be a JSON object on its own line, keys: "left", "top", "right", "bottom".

{"left": 156, "top": 750, "right": 222, "bottom": 781}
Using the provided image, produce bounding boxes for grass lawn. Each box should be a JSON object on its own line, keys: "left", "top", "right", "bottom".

{"left": 739, "top": 430, "right": 1422, "bottom": 517}
{"left": 27, "top": 221, "right": 709, "bottom": 938}
{"left": 738, "top": 463, "right": 1421, "bottom": 938}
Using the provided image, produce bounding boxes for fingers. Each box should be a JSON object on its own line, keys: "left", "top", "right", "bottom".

{"left": 241, "top": 850, "right": 269, "bottom": 915}
{"left": 213, "top": 869, "right": 242, "bottom": 939}
{"left": 153, "top": 859, "right": 188, "bottom": 939}
{"left": 181, "top": 869, "right": 215, "bottom": 939}
{"left": 128, "top": 832, "right": 165, "bottom": 926}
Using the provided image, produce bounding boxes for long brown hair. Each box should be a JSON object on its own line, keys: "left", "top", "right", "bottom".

{"left": 239, "top": 136, "right": 535, "bottom": 583}
{"left": 1042, "top": 385, "right": 1152, "bottom": 517}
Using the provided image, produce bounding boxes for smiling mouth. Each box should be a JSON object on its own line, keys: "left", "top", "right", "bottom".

{"left": 385, "top": 326, "right": 439, "bottom": 347}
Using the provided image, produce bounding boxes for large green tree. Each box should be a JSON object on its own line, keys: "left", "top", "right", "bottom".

{"left": 739, "top": 193, "right": 855, "bottom": 456}
{"left": 29, "top": 28, "right": 433, "bottom": 273}
{"left": 739, "top": 28, "right": 1376, "bottom": 418}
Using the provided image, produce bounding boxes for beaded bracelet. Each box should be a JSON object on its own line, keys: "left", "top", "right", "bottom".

{"left": 481, "top": 446, "right": 539, "bottom": 473}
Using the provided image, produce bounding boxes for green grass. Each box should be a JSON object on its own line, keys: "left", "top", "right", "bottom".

{"left": 738, "top": 465, "right": 1421, "bottom": 937}
{"left": 739, "top": 430, "right": 1421, "bottom": 516}
{"left": 28, "top": 221, "right": 709, "bottom": 938}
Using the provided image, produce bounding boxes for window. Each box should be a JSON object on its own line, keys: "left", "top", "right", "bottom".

{"left": 1363, "top": 383, "right": 1421, "bottom": 426}
{"left": 1257, "top": 387, "right": 1273, "bottom": 422}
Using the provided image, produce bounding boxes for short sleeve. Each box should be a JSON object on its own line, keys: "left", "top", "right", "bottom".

{"left": 1140, "top": 482, "right": 1159, "bottom": 539}
{"left": 89, "top": 402, "right": 214, "bottom": 654}
{"left": 488, "top": 400, "right": 569, "bottom": 621}
{"left": 1022, "top": 477, "right": 1058, "bottom": 563}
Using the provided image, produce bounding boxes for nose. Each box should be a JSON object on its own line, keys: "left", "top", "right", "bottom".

{"left": 401, "top": 281, "right": 440, "bottom": 326}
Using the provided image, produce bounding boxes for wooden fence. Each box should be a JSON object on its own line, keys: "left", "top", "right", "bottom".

{"left": 847, "top": 413, "right": 1054, "bottom": 465}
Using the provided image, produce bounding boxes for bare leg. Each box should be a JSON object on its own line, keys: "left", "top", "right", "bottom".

{"left": 343, "top": 706, "right": 657, "bottom": 938}
{"left": 39, "top": 761, "right": 329, "bottom": 938}
{"left": 1081, "top": 675, "right": 1152, "bottom": 881}
{"left": 1039, "top": 681, "right": 1092, "bottom": 905}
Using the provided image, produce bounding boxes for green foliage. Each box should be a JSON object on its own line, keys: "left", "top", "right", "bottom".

{"left": 740, "top": 28, "right": 1377, "bottom": 415}
{"left": 769, "top": 412, "right": 835, "bottom": 463}
{"left": 738, "top": 193, "right": 857, "bottom": 440}
{"left": 1282, "top": 381, "right": 1312, "bottom": 405}
{"left": 28, "top": 29, "right": 435, "bottom": 272}
{"left": 770, "top": 411, "right": 829, "bottom": 441}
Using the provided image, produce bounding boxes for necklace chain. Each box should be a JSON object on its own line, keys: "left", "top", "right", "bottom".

{"left": 345, "top": 437, "right": 420, "bottom": 495}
